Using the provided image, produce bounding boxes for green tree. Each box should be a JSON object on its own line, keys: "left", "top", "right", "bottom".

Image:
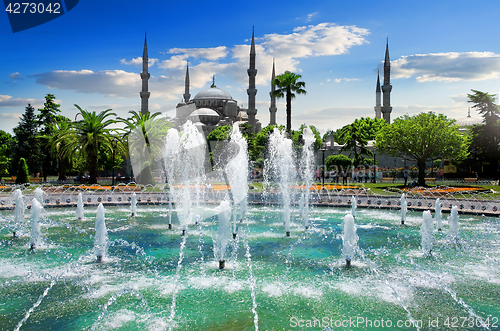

{"left": 0, "top": 130, "right": 15, "bottom": 178}
{"left": 54, "top": 105, "right": 125, "bottom": 184}
{"left": 376, "top": 112, "right": 470, "bottom": 186}
{"left": 467, "top": 89, "right": 499, "bottom": 124}
{"left": 271, "top": 71, "right": 307, "bottom": 138}
{"left": 325, "top": 154, "right": 352, "bottom": 170}
{"left": 38, "top": 94, "right": 62, "bottom": 181}
{"left": 15, "top": 157, "right": 30, "bottom": 184}
{"left": 12, "top": 104, "right": 41, "bottom": 176}
{"left": 467, "top": 90, "right": 500, "bottom": 178}
{"left": 292, "top": 124, "right": 322, "bottom": 150}
{"left": 120, "top": 110, "right": 170, "bottom": 185}
{"left": 45, "top": 117, "right": 72, "bottom": 181}
{"left": 322, "top": 129, "right": 335, "bottom": 143}
{"left": 336, "top": 117, "right": 387, "bottom": 167}
{"left": 206, "top": 125, "right": 232, "bottom": 169}
{"left": 251, "top": 124, "right": 286, "bottom": 167}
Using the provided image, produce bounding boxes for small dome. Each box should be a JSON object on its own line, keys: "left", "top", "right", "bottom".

{"left": 237, "top": 110, "right": 248, "bottom": 120}
{"left": 189, "top": 107, "right": 220, "bottom": 126}
{"left": 190, "top": 108, "right": 220, "bottom": 117}
{"left": 457, "top": 115, "right": 482, "bottom": 127}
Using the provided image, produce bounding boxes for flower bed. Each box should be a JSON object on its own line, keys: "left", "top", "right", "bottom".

{"left": 391, "top": 186, "right": 491, "bottom": 196}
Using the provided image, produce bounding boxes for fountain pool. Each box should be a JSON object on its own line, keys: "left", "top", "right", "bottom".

{"left": 1, "top": 204, "right": 499, "bottom": 330}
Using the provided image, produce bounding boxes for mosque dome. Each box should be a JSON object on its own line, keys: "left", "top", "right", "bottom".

{"left": 193, "top": 87, "right": 233, "bottom": 101}
{"left": 192, "top": 78, "right": 233, "bottom": 109}
{"left": 456, "top": 115, "right": 482, "bottom": 127}
{"left": 456, "top": 109, "right": 482, "bottom": 131}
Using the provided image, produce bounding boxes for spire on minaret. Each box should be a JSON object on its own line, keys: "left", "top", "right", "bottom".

{"left": 247, "top": 26, "right": 258, "bottom": 132}
{"left": 269, "top": 58, "right": 277, "bottom": 125}
{"left": 183, "top": 63, "right": 190, "bottom": 103}
{"left": 140, "top": 32, "right": 150, "bottom": 115}
{"left": 374, "top": 69, "right": 382, "bottom": 119}
{"left": 381, "top": 38, "right": 392, "bottom": 123}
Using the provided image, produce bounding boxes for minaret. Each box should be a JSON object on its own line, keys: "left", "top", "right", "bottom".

{"left": 269, "top": 59, "right": 277, "bottom": 126}
{"left": 140, "top": 32, "right": 150, "bottom": 115}
{"left": 381, "top": 39, "right": 392, "bottom": 123}
{"left": 183, "top": 63, "right": 191, "bottom": 103}
{"left": 246, "top": 27, "right": 258, "bottom": 132}
{"left": 374, "top": 70, "right": 382, "bottom": 119}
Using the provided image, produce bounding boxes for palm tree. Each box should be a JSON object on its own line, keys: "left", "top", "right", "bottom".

{"left": 271, "top": 71, "right": 307, "bottom": 138}
{"left": 54, "top": 105, "right": 125, "bottom": 184}
{"left": 45, "top": 117, "right": 72, "bottom": 181}
{"left": 119, "top": 110, "right": 171, "bottom": 185}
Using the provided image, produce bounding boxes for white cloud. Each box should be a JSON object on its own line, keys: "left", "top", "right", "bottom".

{"left": 334, "top": 78, "right": 361, "bottom": 83}
{"left": 262, "top": 23, "right": 369, "bottom": 59}
{"left": 120, "top": 57, "right": 158, "bottom": 67}
{"left": 157, "top": 46, "right": 229, "bottom": 70}
{"left": 33, "top": 69, "right": 140, "bottom": 96}
{"left": 157, "top": 22, "right": 369, "bottom": 89}
{"left": 9, "top": 72, "right": 21, "bottom": 80}
{"left": 391, "top": 51, "right": 500, "bottom": 82}
{"left": 0, "top": 112, "right": 22, "bottom": 119}
{"left": 306, "top": 12, "right": 318, "bottom": 22}
{"left": 167, "top": 46, "right": 228, "bottom": 60}
{"left": 0, "top": 95, "right": 43, "bottom": 107}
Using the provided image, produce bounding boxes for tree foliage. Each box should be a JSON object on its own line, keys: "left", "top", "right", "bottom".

{"left": 120, "top": 110, "right": 170, "bottom": 185}
{"left": 325, "top": 154, "right": 352, "bottom": 170}
{"left": 15, "top": 157, "right": 30, "bottom": 184}
{"left": 336, "top": 117, "right": 387, "bottom": 167}
{"left": 467, "top": 89, "right": 499, "bottom": 124}
{"left": 271, "top": 71, "right": 306, "bottom": 138}
{"left": 0, "top": 130, "right": 14, "bottom": 176}
{"left": 292, "top": 124, "right": 322, "bottom": 150}
{"left": 45, "top": 116, "right": 72, "bottom": 180}
{"left": 12, "top": 104, "right": 40, "bottom": 175}
{"left": 37, "top": 94, "right": 62, "bottom": 180}
{"left": 376, "top": 112, "right": 469, "bottom": 186}
{"left": 467, "top": 90, "right": 500, "bottom": 178}
{"left": 53, "top": 105, "right": 126, "bottom": 184}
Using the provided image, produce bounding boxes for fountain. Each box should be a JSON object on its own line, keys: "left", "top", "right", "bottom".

{"left": 33, "top": 187, "right": 45, "bottom": 205}
{"left": 351, "top": 195, "right": 357, "bottom": 218}
{"left": 299, "top": 127, "right": 315, "bottom": 230}
{"left": 216, "top": 199, "right": 231, "bottom": 269}
{"left": 400, "top": 193, "right": 407, "bottom": 225}
{"left": 94, "top": 203, "right": 107, "bottom": 262}
{"left": 130, "top": 192, "right": 137, "bottom": 217}
{"left": 223, "top": 124, "right": 249, "bottom": 238}
{"left": 435, "top": 198, "right": 442, "bottom": 231}
{"left": 265, "top": 128, "right": 294, "bottom": 237}
{"left": 341, "top": 213, "right": 358, "bottom": 267}
{"left": 164, "top": 121, "right": 207, "bottom": 237}
{"left": 420, "top": 210, "right": 433, "bottom": 256}
{"left": 29, "top": 198, "right": 43, "bottom": 250}
{"left": 448, "top": 205, "right": 460, "bottom": 243}
{"left": 76, "top": 192, "right": 84, "bottom": 220}
{"left": 13, "top": 188, "right": 24, "bottom": 238}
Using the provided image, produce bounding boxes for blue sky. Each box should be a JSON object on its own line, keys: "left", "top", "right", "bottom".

{"left": 1, "top": 0, "right": 500, "bottom": 135}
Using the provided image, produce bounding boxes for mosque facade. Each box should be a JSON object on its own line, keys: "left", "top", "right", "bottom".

{"left": 139, "top": 29, "right": 263, "bottom": 136}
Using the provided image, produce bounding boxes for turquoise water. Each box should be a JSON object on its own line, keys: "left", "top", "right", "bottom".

{"left": 1, "top": 204, "right": 499, "bottom": 330}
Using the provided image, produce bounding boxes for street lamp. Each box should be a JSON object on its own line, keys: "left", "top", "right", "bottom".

{"left": 111, "top": 137, "right": 118, "bottom": 187}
